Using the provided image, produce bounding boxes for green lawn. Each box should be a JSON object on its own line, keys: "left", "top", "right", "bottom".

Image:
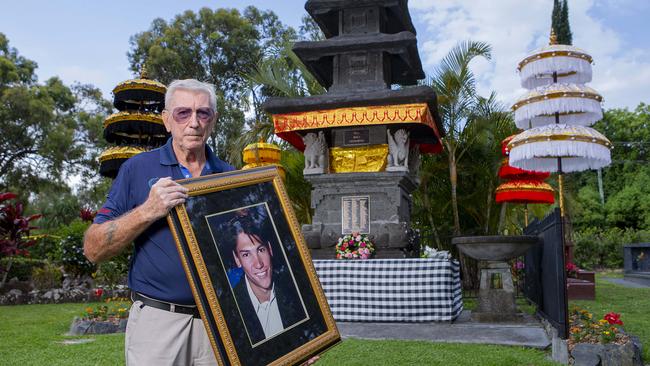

{"left": 0, "top": 302, "right": 557, "bottom": 365}
{"left": 2, "top": 274, "right": 646, "bottom": 366}
{"left": 570, "top": 273, "right": 650, "bottom": 361}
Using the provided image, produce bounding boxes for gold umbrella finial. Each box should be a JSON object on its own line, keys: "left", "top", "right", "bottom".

{"left": 140, "top": 63, "right": 149, "bottom": 79}
{"left": 549, "top": 28, "right": 558, "bottom": 45}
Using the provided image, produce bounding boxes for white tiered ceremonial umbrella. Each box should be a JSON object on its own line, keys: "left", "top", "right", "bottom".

{"left": 513, "top": 83, "right": 603, "bottom": 129}
{"left": 518, "top": 43, "right": 593, "bottom": 89}
{"left": 508, "top": 30, "right": 612, "bottom": 221}
{"left": 508, "top": 124, "right": 612, "bottom": 173}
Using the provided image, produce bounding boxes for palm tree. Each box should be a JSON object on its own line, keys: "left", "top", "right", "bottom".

{"left": 428, "top": 40, "right": 492, "bottom": 236}
{"left": 233, "top": 42, "right": 325, "bottom": 224}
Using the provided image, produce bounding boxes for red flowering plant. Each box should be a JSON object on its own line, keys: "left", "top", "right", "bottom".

{"left": 565, "top": 262, "right": 578, "bottom": 278}
{"left": 79, "top": 208, "right": 96, "bottom": 222}
{"left": 568, "top": 306, "right": 628, "bottom": 347}
{"left": 335, "top": 232, "right": 375, "bottom": 260}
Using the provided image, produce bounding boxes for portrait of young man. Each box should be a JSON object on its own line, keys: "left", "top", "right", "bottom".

{"left": 210, "top": 205, "right": 308, "bottom": 346}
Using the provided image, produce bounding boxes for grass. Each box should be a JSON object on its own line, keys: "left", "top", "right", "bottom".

{"left": 2, "top": 273, "right": 646, "bottom": 365}
{"left": 0, "top": 302, "right": 557, "bottom": 366}
{"left": 570, "top": 273, "right": 650, "bottom": 361}
{"left": 319, "top": 339, "right": 557, "bottom": 365}
{"left": 0, "top": 302, "right": 124, "bottom": 366}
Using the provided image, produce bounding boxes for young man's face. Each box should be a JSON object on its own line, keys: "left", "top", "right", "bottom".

{"left": 233, "top": 232, "right": 273, "bottom": 293}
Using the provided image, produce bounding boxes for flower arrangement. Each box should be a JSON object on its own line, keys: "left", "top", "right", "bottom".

{"left": 82, "top": 296, "right": 131, "bottom": 323}
{"left": 335, "top": 232, "right": 375, "bottom": 260}
{"left": 568, "top": 306, "right": 628, "bottom": 346}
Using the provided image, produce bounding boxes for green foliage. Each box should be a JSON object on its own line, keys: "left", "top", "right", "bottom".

{"left": 58, "top": 220, "right": 94, "bottom": 276}
{"left": 26, "top": 234, "right": 61, "bottom": 261}
{"left": 31, "top": 261, "right": 62, "bottom": 290}
{"left": 93, "top": 252, "right": 129, "bottom": 288}
{"left": 0, "top": 256, "right": 46, "bottom": 281}
{"left": 573, "top": 227, "right": 650, "bottom": 269}
{"left": 128, "top": 6, "right": 296, "bottom": 163}
{"left": 0, "top": 34, "right": 110, "bottom": 194}
{"left": 414, "top": 41, "right": 520, "bottom": 251}
{"left": 281, "top": 149, "right": 313, "bottom": 225}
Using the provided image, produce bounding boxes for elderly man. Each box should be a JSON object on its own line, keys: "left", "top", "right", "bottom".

{"left": 84, "top": 79, "right": 233, "bottom": 365}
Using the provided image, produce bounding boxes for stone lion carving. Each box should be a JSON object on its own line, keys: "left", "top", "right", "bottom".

{"left": 303, "top": 131, "right": 327, "bottom": 173}
{"left": 387, "top": 129, "right": 409, "bottom": 169}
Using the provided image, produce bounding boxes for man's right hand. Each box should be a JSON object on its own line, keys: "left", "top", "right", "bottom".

{"left": 141, "top": 177, "right": 189, "bottom": 222}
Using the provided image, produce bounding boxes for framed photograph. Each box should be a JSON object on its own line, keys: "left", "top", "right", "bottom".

{"left": 167, "top": 166, "right": 340, "bottom": 366}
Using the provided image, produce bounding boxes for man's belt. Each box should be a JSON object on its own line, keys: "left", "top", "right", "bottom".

{"left": 131, "top": 292, "right": 200, "bottom": 318}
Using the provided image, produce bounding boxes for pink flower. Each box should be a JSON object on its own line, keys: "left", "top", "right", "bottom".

{"left": 345, "top": 253, "right": 353, "bottom": 259}
{"left": 360, "top": 242, "right": 366, "bottom": 248}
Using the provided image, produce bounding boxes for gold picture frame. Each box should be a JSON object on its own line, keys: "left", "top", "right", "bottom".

{"left": 167, "top": 166, "right": 340, "bottom": 366}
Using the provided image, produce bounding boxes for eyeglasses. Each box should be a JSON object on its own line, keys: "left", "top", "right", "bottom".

{"left": 169, "top": 107, "right": 216, "bottom": 124}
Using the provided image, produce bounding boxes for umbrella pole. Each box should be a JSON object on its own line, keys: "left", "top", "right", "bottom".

{"left": 524, "top": 203, "right": 529, "bottom": 227}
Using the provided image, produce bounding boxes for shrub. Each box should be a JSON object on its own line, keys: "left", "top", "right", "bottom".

{"left": 31, "top": 262, "right": 63, "bottom": 290}
{"left": 26, "top": 234, "right": 62, "bottom": 262}
{"left": 94, "top": 254, "right": 129, "bottom": 289}
{"left": 573, "top": 227, "right": 650, "bottom": 269}
{"left": 0, "top": 257, "right": 46, "bottom": 281}
{"left": 58, "top": 220, "right": 95, "bottom": 276}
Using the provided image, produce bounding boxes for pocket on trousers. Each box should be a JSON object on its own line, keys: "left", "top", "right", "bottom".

{"left": 125, "top": 300, "right": 144, "bottom": 348}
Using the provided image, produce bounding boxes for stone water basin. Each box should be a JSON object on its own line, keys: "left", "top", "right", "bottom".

{"left": 452, "top": 235, "right": 539, "bottom": 261}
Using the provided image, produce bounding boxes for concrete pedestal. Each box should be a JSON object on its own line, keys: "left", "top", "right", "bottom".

{"left": 301, "top": 171, "right": 418, "bottom": 258}
{"left": 473, "top": 261, "right": 524, "bottom": 322}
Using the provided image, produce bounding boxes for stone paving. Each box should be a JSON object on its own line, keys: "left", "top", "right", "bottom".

{"left": 337, "top": 310, "right": 551, "bottom": 349}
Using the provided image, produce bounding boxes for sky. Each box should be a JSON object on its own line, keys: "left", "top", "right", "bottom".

{"left": 1, "top": 0, "right": 649, "bottom": 111}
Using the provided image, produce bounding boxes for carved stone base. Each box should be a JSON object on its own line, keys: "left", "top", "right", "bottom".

{"left": 302, "top": 172, "right": 418, "bottom": 258}
{"left": 303, "top": 167, "right": 327, "bottom": 175}
{"left": 386, "top": 166, "right": 408, "bottom": 172}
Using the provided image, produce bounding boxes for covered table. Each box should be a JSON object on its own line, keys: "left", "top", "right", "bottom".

{"left": 313, "top": 258, "right": 463, "bottom": 322}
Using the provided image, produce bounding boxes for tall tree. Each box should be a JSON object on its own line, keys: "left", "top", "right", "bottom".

{"left": 0, "top": 33, "right": 111, "bottom": 197}
{"left": 428, "top": 41, "right": 492, "bottom": 235}
{"left": 552, "top": 0, "right": 573, "bottom": 45}
{"left": 128, "top": 6, "right": 296, "bottom": 163}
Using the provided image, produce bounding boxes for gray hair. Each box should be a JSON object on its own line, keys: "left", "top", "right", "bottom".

{"left": 165, "top": 79, "right": 217, "bottom": 111}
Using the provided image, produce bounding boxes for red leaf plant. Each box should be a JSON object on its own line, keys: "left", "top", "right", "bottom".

{"left": 0, "top": 192, "right": 42, "bottom": 258}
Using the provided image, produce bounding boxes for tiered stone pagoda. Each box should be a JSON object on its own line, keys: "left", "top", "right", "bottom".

{"left": 263, "top": 0, "right": 444, "bottom": 258}
{"left": 99, "top": 68, "right": 169, "bottom": 178}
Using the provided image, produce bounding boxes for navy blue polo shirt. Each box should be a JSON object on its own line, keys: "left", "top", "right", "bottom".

{"left": 94, "top": 138, "right": 234, "bottom": 304}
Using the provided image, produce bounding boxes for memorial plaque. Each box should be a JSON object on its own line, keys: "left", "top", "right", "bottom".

{"left": 343, "top": 129, "right": 370, "bottom": 146}
{"left": 341, "top": 195, "right": 370, "bottom": 234}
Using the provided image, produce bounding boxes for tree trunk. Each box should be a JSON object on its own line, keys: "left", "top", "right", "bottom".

{"left": 0, "top": 257, "right": 14, "bottom": 289}
{"left": 449, "top": 154, "right": 461, "bottom": 235}
{"left": 421, "top": 183, "right": 442, "bottom": 249}
{"left": 484, "top": 181, "right": 493, "bottom": 234}
{"left": 498, "top": 202, "right": 508, "bottom": 234}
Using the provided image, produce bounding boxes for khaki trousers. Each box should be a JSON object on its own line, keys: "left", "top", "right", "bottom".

{"left": 125, "top": 300, "right": 217, "bottom": 366}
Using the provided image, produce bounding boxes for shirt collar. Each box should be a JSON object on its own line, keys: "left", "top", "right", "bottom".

{"left": 159, "top": 137, "right": 226, "bottom": 174}
{"left": 245, "top": 276, "right": 276, "bottom": 310}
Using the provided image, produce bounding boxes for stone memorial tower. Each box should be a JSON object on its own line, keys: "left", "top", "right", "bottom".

{"left": 263, "top": 0, "right": 444, "bottom": 258}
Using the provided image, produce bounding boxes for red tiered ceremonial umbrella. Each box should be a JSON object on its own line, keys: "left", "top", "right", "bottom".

{"left": 496, "top": 135, "right": 554, "bottom": 226}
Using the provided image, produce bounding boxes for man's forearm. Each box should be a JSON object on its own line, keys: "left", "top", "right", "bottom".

{"left": 83, "top": 205, "right": 157, "bottom": 263}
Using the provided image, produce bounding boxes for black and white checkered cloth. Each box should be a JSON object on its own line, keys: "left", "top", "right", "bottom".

{"left": 313, "top": 258, "right": 463, "bottom": 322}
